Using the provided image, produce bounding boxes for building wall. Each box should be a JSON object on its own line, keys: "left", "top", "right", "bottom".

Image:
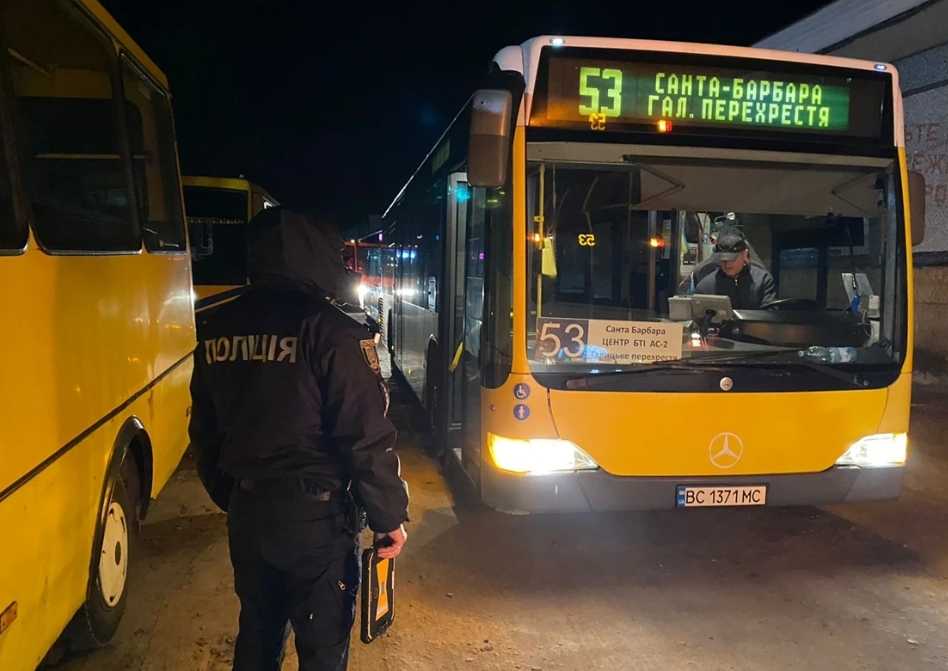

{"left": 897, "top": 41, "right": 948, "bottom": 370}
{"left": 914, "top": 267, "right": 948, "bottom": 371}
{"left": 900, "top": 42, "right": 948, "bottom": 258}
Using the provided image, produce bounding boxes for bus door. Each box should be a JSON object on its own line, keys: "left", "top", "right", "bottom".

{"left": 444, "top": 173, "right": 482, "bottom": 476}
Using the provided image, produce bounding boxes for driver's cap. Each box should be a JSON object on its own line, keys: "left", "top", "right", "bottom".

{"left": 714, "top": 227, "right": 748, "bottom": 261}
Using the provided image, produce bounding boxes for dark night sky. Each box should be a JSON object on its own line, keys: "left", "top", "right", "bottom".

{"left": 100, "top": 0, "right": 831, "bottom": 229}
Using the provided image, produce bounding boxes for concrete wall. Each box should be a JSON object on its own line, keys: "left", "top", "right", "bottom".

{"left": 898, "top": 42, "right": 948, "bottom": 372}
{"left": 915, "top": 266, "right": 948, "bottom": 372}
{"left": 900, "top": 42, "right": 948, "bottom": 257}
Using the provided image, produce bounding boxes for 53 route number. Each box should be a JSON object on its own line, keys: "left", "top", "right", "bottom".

{"left": 537, "top": 318, "right": 587, "bottom": 359}
{"left": 579, "top": 67, "right": 623, "bottom": 119}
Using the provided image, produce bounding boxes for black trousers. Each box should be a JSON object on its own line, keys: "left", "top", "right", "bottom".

{"left": 227, "top": 480, "right": 360, "bottom": 671}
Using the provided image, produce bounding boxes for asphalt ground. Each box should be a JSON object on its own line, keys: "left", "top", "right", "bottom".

{"left": 51, "top": 358, "right": 948, "bottom": 670}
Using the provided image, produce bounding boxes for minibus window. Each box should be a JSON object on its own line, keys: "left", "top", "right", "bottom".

{"left": 122, "top": 58, "right": 185, "bottom": 252}
{"left": 0, "top": 111, "right": 21, "bottom": 250}
{"left": 4, "top": 0, "right": 138, "bottom": 252}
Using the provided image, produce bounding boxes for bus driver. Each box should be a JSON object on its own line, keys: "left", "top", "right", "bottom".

{"left": 695, "top": 227, "right": 777, "bottom": 309}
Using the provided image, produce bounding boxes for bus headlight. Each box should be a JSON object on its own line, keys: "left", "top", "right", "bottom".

{"left": 836, "top": 433, "right": 907, "bottom": 467}
{"left": 488, "top": 434, "right": 598, "bottom": 475}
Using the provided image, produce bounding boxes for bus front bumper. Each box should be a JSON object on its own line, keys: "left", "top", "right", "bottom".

{"left": 481, "top": 464, "right": 903, "bottom": 513}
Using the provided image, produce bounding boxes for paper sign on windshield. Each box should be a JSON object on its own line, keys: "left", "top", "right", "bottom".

{"left": 536, "top": 318, "right": 683, "bottom": 364}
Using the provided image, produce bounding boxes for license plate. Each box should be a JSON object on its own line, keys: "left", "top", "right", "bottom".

{"left": 676, "top": 485, "right": 767, "bottom": 508}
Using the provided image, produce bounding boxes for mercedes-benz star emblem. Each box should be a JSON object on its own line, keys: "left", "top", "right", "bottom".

{"left": 708, "top": 432, "right": 744, "bottom": 469}
{"left": 720, "top": 376, "right": 734, "bottom": 391}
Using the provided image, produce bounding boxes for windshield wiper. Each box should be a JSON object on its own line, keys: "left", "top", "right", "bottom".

{"left": 690, "top": 349, "right": 869, "bottom": 388}
{"left": 687, "top": 348, "right": 805, "bottom": 364}
{"left": 563, "top": 350, "right": 870, "bottom": 390}
{"left": 564, "top": 363, "right": 727, "bottom": 389}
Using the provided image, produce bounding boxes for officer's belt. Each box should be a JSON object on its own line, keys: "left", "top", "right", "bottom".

{"left": 237, "top": 477, "right": 340, "bottom": 502}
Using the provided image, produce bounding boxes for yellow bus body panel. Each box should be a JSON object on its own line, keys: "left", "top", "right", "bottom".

{"left": 182, "top": 175, "right": 252, "bottom": 193}
{"left": 0, "top": 241, "right": 194, "bottom": 670}
{"left": 483, "top": 370, "right": 911, "bottom": 478}
{"left": 547, "top": 387, "right": 886, "bottom": 476}
{"left": 897, "top": 147, "right": 916, "bottom": 372}
{"left": 194, "top": 283, "right": 241, "bottom": 301}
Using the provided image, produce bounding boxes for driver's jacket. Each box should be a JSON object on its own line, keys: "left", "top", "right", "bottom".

{"left": 695, "top": 265, "right": 776, "bottom": 309}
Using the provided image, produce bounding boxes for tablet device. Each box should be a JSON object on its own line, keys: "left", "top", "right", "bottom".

{"left": 360, "top": 543, "right": 395, "bottom": 643}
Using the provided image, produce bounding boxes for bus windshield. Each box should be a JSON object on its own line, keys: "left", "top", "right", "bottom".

{"left": 526, "top": 149, "right": 904, "bottom": 376}
{"left": 185, "top": 186, "right": 249, "bottom": 286}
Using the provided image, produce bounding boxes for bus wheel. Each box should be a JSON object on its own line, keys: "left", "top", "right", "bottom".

{"left": 66, "top": 458, "right": 137, "bottom": 650}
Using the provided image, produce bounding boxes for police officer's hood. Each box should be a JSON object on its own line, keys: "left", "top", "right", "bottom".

{"left": 246, "top": 206, "right": 348, "bottom": 299}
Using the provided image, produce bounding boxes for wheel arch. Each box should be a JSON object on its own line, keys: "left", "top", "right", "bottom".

{"left": 68, "top": 415, "right": 149, "bottom": 647}
{"left": 94, "top": 417, "right": 152, "bottom": 560}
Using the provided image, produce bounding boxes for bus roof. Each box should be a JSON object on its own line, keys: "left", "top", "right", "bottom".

{"left": 184, "top": 176, "right": 255, "bottom": 192}
{"left": 183, "top": 176, "right": 279, "bottom": 204}
{"left": 79, "top": 0, "right": 169, "bottom": 90}
{"left": 498, "top": 36, "right": 900, "bottom": 97}
{"left": 384, "top": 35, "right": 905, "bottom": 220}
{"left": 753, "top": 0, "right": 936, "bottom": 58}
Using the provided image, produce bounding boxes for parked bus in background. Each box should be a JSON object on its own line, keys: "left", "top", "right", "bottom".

{"left": 0, "top": 1, "right": 195, "bottom": 667}
{"left": 345, "top": 238, "right": 387, "bottom": 311}
{"left": 360, "top": 241, "right": 399, "bottom": 350}
{"left": 375, "top": 36, "right": 925, "bottom": 514}
{"left": 184, "top": 175, "right": 277, "bottom": 307}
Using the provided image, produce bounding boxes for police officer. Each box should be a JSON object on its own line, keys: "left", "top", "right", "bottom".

{"left": 188, "top": 206, "right": 409, "bottom": 671}
{"left": 694, "top": 226, "right": 777, "bottom": 309}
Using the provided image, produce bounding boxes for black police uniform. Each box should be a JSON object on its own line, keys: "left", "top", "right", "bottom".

{"left": 694, "top": 263, "right": 777, "bottom": 309}
{"left": 188, "top": 207, "right": 409, "bottom": 671}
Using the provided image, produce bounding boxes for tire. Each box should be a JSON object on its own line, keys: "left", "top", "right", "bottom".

{"left": 66, "top": 457, "right": 138, "bottom": 651}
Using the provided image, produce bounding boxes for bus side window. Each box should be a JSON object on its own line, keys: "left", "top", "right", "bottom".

{"left": 121, "top": 57, "right": 185, "bottom": 252}
{"left": 6, "top": 0, "right": 139, "bottom": 252}
{"left": 0, "top": 62, "right": 24, "bottom": 251}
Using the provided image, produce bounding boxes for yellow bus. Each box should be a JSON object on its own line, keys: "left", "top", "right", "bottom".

{"left": 378, "top": 36, "right": 926, "bottom": 513}
{"left": 0, "top": 1, "right": 194, "bottom": 666}
{"left": 184, "top": 175, "right": 278, "bottom": 305}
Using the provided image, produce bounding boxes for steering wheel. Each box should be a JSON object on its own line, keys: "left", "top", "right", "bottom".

{"left": 764, "top": 298, "right": 819, "bottom": 311}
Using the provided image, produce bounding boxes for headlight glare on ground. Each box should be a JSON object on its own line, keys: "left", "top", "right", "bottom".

{"left": 836, "top": 433, "right": 907, "bottom": 467}
{"left": 488, "top": 434, "right": 598, "bottom": 475}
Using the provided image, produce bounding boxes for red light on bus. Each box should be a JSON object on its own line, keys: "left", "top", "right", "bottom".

{"left": 657, "top": 119, "right": 672, "bottom": 133}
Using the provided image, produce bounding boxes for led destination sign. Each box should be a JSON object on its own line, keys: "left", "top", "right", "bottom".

{"left": 583, "top": 66, "right": 849, "bottom": 130}
{"left": 531, "top": 52, "right": 889, "bottom": 141}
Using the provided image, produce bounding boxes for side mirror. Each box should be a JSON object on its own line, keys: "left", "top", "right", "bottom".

{"left": 908, "top": 170, "right": 926, "bottom": 246}
{"left": 468, "top": 89, "right": 512, "bottom": 188}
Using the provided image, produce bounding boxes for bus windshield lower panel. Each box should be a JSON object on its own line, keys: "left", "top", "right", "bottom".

{"left": 525, "top": 147, "right": 905, "bottom": 391}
